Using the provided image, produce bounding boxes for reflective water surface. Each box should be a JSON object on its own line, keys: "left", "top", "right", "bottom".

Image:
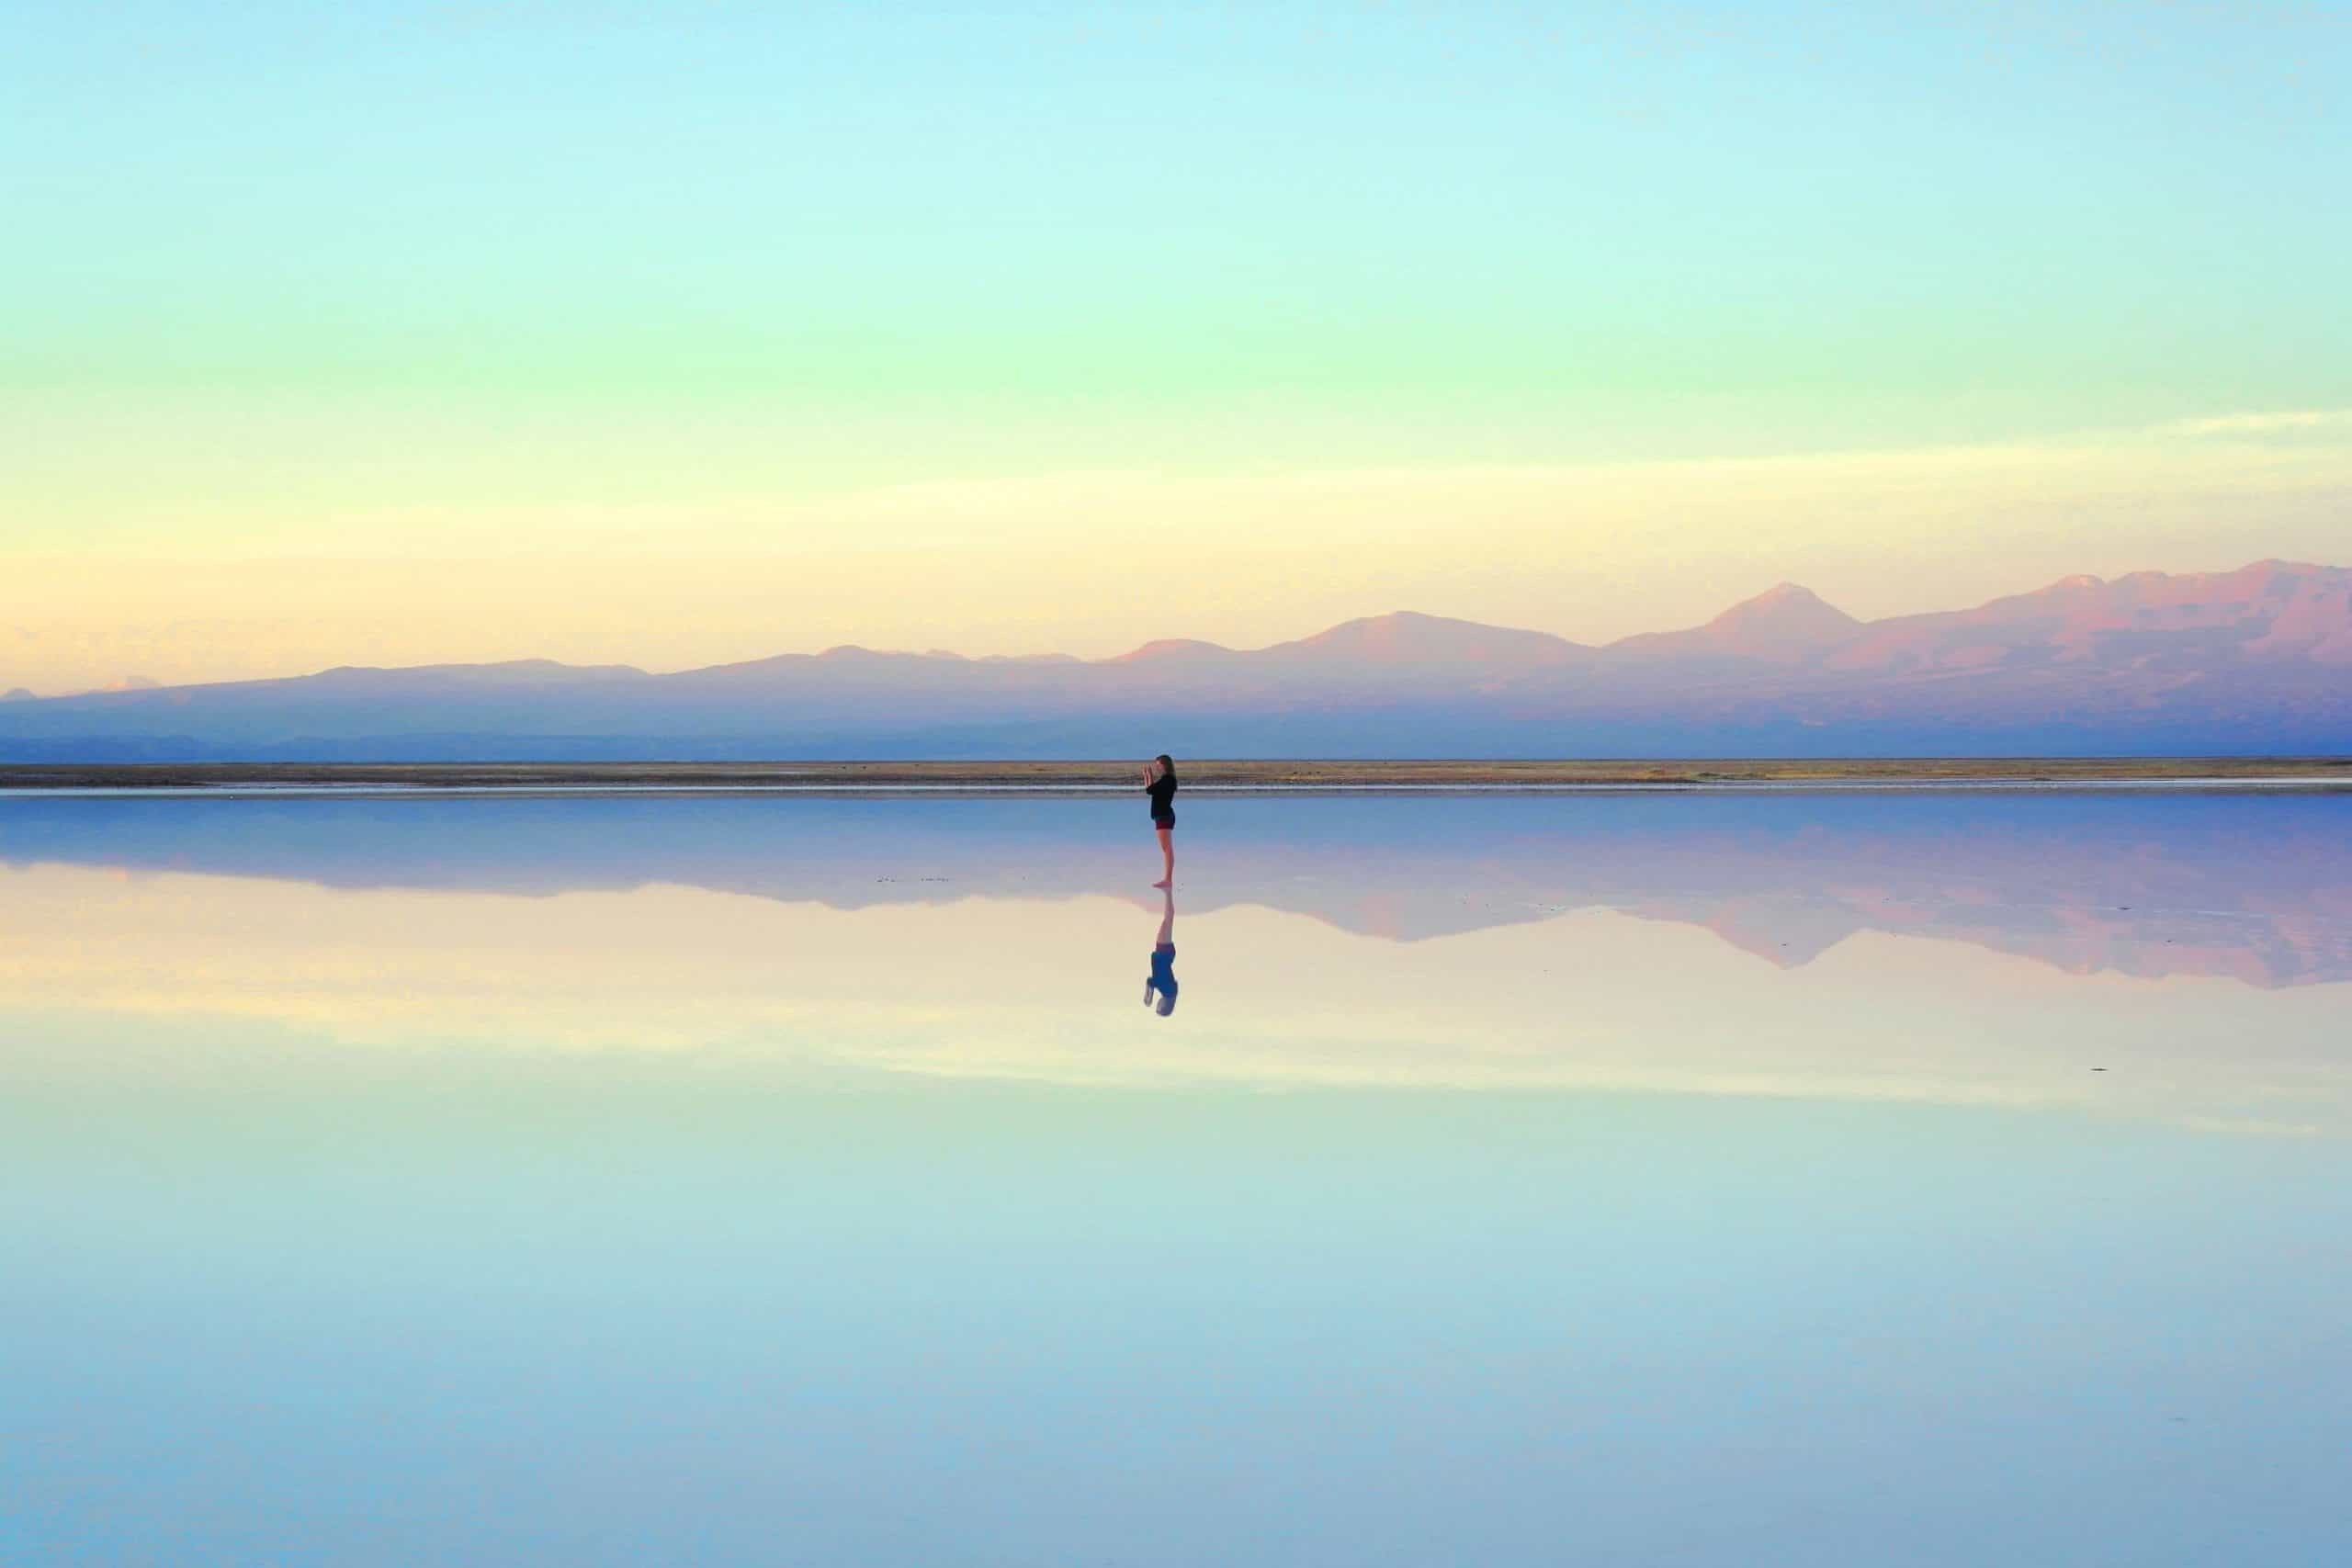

{"left": 4, "top": 794, "right": 2347, "bottom": 1565}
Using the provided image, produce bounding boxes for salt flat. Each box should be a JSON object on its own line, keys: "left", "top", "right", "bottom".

{"left": 3, "top": 755, "right": 2350, "bottom": 794}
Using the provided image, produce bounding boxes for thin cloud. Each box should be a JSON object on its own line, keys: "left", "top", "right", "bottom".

{"left": 2163, "top": 409, "right": 2352, "bottom": 436}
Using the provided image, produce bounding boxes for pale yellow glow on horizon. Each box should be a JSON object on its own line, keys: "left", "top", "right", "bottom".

{"left": 5, "top": 419, "right": 2348, "bottom": 694}
{"left": 0, "top": 863, "right": 2342, "bottom": 1136}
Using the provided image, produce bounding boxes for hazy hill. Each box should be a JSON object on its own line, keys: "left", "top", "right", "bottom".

{"left": 1607, "top": 582, "right": 1863, "bottom": 665}
{"left": 3, "top": 561, "right": 2346, "bottom": 759}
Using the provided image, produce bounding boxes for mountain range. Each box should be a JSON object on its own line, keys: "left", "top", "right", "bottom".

{"left": 4, "top": 559, "right": 2346, "bottom": 759}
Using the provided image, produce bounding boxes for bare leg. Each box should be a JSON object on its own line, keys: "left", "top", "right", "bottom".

{"left": 1154, "top": 827, "right": 1173, "bottom": 887}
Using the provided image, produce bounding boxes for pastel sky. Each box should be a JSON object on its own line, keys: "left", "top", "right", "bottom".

{"left": 5, "top": 2, "right": 2348, "bottom": 692}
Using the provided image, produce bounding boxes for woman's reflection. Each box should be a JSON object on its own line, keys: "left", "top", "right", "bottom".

{"left": 1143, "top": 886, "right": 1179, "bottom": 1017}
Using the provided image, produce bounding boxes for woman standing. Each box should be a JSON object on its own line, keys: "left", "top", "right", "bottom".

{"left": 1143, "top": 753, "right": 1178, "bottom": 887}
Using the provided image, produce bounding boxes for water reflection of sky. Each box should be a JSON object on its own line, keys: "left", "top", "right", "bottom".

{"left": 1, "top": 795, "right": 2346, "bottom": 1130}
{"left": 3, "top": 796, "right": 2348, "bottom": 1566}
{"left": 6, "top": 792, "right": 2349, "bottom": 977}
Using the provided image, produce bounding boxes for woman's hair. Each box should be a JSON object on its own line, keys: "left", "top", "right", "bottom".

{"left": 1155, "top": 753, "right": 1177, "bottom": 782}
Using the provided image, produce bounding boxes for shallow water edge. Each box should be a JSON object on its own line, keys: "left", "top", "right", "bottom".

{"left": 3, "top": 756, "right": 2348, "bottom": 795}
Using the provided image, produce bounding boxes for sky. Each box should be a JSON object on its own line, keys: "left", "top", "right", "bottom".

{"left": 4, "top": 1, "right": 2349, "bottom": 692}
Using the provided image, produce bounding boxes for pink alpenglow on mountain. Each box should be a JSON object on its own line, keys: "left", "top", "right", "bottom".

{"left": 1608, "top": 583, "right": 1864, "bottom": 664}
{"left": 1825, "top": 560, "right": 2352, "bottom": 674}
{"left": 1267, "top": 612, "right": 1589, "bottom": 671}
{"left": 2, "top": 561, "right": 2346, "bottom": 759}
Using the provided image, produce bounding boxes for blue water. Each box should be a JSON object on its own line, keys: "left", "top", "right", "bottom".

{"left": 3, "top": 794, "right": 2347, "bottom": 1565}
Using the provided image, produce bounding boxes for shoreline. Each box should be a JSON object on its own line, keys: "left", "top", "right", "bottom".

{"left": 2, "top": 758, "right": 2348, "bottom": 796}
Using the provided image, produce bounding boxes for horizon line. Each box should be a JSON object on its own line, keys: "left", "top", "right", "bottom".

{"left": 8, "top": 555, "right": 2340, "bottom": 702}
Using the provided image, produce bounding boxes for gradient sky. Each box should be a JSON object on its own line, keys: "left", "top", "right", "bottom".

{"left": 5, "top": 2, "right": 2349, "bottom": 691}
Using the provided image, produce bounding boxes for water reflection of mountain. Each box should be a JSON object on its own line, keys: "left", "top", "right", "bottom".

{"left": 4, "top": 793, "right": 2347, "bottom": 988}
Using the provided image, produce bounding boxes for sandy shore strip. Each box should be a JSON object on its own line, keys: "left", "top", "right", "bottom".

{"left": 2, "top": 758, "right": 2348, "bottom": 795}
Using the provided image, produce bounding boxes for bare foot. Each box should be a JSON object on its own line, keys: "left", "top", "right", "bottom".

{"left": 1151, "top": 878, "right": 1171, "bottom": 889}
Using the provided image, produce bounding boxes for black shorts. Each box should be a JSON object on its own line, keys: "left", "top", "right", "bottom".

{"left": 1152, "top": 812, "right": 1176, "bottom": 831}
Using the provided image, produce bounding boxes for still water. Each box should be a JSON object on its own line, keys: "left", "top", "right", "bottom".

{"left": 3, "top": 794, "right": 2347, "bottom": 1565}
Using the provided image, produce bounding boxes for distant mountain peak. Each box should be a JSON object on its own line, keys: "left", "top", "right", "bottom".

{"left": 1613, "top": 581, "right": 1861, "bottom": 663}
{"left": 1715, "top": 581, "right": 1851, "bottom": 617}
{"left": 1704, "top": 585, "right": 1862, "bottom": 659}
{"left": 2, "top": 687, "right": 32, "bottom": 704}
{"left": 1113, "top": 637, "right": 1236, "bottom": 663}
{"left": 1277, "top": 611, "right": 1588, "bottom": 666}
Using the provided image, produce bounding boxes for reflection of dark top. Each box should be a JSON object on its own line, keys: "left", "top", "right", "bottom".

{"left": 1149, "top": 942, "right": 1177, "bottom": 997}
{"left": 1147, "top": 773, "right": 1177, "bottom": 825}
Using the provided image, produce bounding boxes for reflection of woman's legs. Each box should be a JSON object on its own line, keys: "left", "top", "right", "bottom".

{"left": 1155, "top": 826, "right": 1174, "bottom": 885}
